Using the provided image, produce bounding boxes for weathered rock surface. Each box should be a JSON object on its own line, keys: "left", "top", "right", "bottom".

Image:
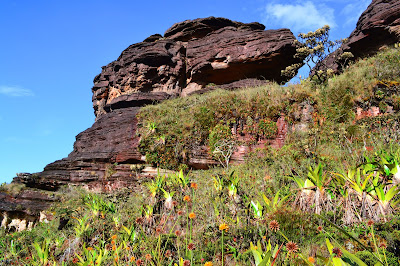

{"left": 164, "top": 17, "right": 265, "bottom": 41}
{"left": 183, "top": 27, "right": 298, "bottom": 95}
{"left": 318, "top": 0, "right": 400, "bottom": 73}
{"left": 92, "top": 17, "right": 300, "bottom": 117}
{"left": 0, "top": 188, "right": 56, "bottom": 231}
{"left": 92, "top": 40, "right": 186, "bottom": 117}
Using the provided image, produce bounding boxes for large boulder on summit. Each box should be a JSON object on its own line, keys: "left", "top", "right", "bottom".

{"left": 318, "top": 0, "right": 400, "bottom": 73}
{"left": 10, "top": 17, "right": 301, "bottom": 194}
{"left": 92, "top": 17, "right": 300, "bottom": 117}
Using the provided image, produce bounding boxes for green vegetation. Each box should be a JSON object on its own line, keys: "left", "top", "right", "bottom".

{"left": 2, "top": 45, "right": 400, "bottom": 265}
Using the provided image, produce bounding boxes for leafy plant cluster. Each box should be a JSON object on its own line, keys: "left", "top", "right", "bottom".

{"left": 1, "top": 144, "right": 400, "bottom": 265}
{"left": 137, "top": 83, "right": 299, "bottom": 170}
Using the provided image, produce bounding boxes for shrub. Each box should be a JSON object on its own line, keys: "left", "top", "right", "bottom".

{"left": 282, "top": 25, "right": 353, "bottom": 83}
{"left": 257, "top": 118, "right": 278, "bottom": 139}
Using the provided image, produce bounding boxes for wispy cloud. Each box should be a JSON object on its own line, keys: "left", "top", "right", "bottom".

{"left": 3, "top": 136, "right": 29, "bottom": 144}
{"left": 0, "top": 86, "right": 34, "bottom": 97}
{"left": 262, "top": 1, "right": 336, "bottom": 34}
{"left": 341, "top": 0, "right": 371, "bottom": 27}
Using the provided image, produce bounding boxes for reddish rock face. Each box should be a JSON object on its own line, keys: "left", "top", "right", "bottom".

{"left": 0, "top": 188, "right": 57, "bottom": 229}
{"left": 184, "top": 27, "right": 298, "bottom": 94}
{"left": 92, "top": 17, "right": 300, "bottom": 117}
{"left": 164, "top": 17, "right": 265, "bottom": 41}
{"left": 318, "top": 0, "right": 400, "bottom": 73}
{"left": 92, "top": 40, "right": 186, "bottom": 117}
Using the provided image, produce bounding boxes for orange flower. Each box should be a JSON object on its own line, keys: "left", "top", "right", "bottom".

{"left": 87, "top": 247, "right": 94, "bottom": 251}
{"left": 191, "top": 182, "right": 198, "bottom": 189}
{"left": 112, "top": 245, "right": 116, "bottom": 251}
{"left": 126, "top": 246, "right": 130, "bottom": 250}
{"left": 204, "top": 262, "right": 213, "bottom": 266}
{"left": 187, "top": 243, "right": 195, "bottom": 250}
{"left": 379, "top": 242, "right": 387, "bottom": 249}
{"left": 189, "top": 212, "right": 196, "bottom": 219}
{"left": 308, "top": 257, "right": 315, "bottom": 264}
{"left": 269, "top": 220, "right": 280, "bottom": 232}
{"left": 183, "top": 195, "right": 191, "bottom": 202}
{"left": 332, "top": 247, "right": 343, "bottom": 258}
{"left": 111, "top": 234, "right": 117, "bottom": 240}
{"left": 219, "top": 223, "right": 229, "bottom": 232}
{"left": 145, "top": 253, "right": 152, "bottom": 261}
{"left": 130, "top": 256, "right": 136, "bottom": 262}
{"left": 286, "top": 241, "right": 299, "bottom": 253}
{"left": 111, "top": 240, "right": 115, "bottom": 245}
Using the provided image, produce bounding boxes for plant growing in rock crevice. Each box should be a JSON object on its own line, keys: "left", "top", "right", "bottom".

{"left": 282, "top": 25, "right": 353, "bottom": 83}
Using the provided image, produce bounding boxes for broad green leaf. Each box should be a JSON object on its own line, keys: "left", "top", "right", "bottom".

{"left": 385, "top": 184, "right": 400, "bottom": 201}
{"left": 326, "top": 238, "right": 333, "bottom": 255}
{"left": 250, "top": 242, "right": 262, "bottom": 265}
{"left": 341, "top": 249, "right": 368, "bottom": 266}
{"left": 258, "top": 251, "right": 271, "bottom": 266}
{"left": 305, "top": 179, "right": 315, "bottom": 188}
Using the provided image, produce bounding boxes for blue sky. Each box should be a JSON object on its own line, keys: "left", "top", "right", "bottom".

{"left": 0, "top": 0, "right": 371, "bottom": 183}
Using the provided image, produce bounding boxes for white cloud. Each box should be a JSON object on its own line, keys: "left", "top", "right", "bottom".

{"left": 341, "top": 0, "right": 371, "bottom": 27}
{"left": 0, "top": 86, "right": 34, "bottom": 97}
{"left": 262, "top": 1, "right": 336, "bottom": 34}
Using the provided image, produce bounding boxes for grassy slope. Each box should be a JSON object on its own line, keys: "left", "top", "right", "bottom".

{"left": 1, "top": 48, "right": 400, "bottom": 265}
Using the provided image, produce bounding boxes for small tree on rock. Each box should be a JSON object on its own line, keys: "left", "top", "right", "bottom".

{"left": 282, "top": 25, "right": 353, "bottom": 83}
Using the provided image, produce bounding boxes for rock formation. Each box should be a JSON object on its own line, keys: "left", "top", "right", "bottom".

{"left": 318, "top": 0, "right": 400, "bottom": 73}
{"left": 92, "top": 17, "right": 300, "bottom": 117}
{"left": 0, "top": 188, "right": 56, "bottom": 231}
{"left": 17, "top": 16, "right": 300, "bottom": 190}
{"left": 0, "top": 17, "right": 303, "bottom": 223}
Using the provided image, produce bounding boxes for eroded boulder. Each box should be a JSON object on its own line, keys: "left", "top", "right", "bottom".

{"left": 318, "top": 0, "right": 400, "bottom": 73}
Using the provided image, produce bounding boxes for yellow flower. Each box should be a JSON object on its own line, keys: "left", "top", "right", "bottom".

{"left": 189, "top": 212, "right": 196, "bottom": 219}
{"left": 219, "top": 223, "right": 229, "bottom": 232}
{"left": 204, "top": 262, "right": 213, "bottom": 266}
